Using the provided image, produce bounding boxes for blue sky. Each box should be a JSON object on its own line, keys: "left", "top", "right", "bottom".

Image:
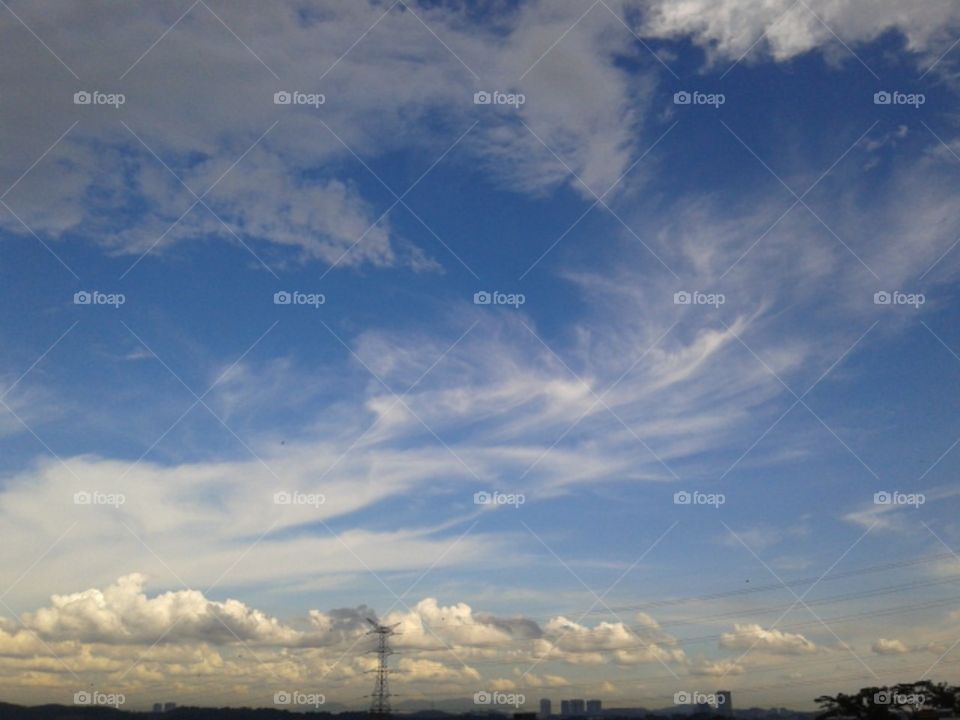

{"left": 1, "top": 0, "right": 960, "bottom": 712}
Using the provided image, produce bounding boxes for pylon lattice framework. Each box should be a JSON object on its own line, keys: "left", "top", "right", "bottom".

{"left": 367, "top": 619, "right": 399, "bottom": 717}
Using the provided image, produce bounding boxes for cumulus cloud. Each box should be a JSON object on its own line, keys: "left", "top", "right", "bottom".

{"left": 21, "top": 574, "right": 302, "bottom": 646}
{"left": 397, "top": 657, "right": 481, "bottom": 683}
{"left": 520, "top": 671, "right": 570, "bottom": 688}
{"left": 719, "top": 623, "right": 817, "bottom": 654}
{"left": 14, "top": 575, "right": 676, "bottom": 662}
{"left": 0, "top": 574, "right": 694, "bottom": 707}
{"left": 536, "top": 615, "right": 686, "bottom": 666}
{"left": 308, "top": 605, "right": 377, "bottom": 645}
{"left": 690, "top": 658, "right": 745, "bottom": 676}
{"left": 872, "top": 638, "right": 910, "bottom": 654}
{"left": 385, "top": 598, "right": 525, "bottom": 652}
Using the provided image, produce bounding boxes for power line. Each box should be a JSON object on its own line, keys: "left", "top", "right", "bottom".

{"left": 410, "top": 573, "right": 960, "bottom": 636}
{"left": 386, "top": 550, "right": 956, "bottom": 633}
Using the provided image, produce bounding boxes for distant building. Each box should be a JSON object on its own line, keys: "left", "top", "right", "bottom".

{"left": 153, "top": 703, "right": 163, "bottom": 713}
{"left": 571, "top": 699, "right": 586, "bottom": 716}
{"left": 716, "top": 691, "right": 732, "bottom": 716}
{"left": 541, "top": 699, "right": 552, "bottom": 719}
{"left": 695, "top": 702, "right": 712, "bottom": 715}
{"left": 561, "top": 700, "right": 571, "bottom": 717}
{"left": 164, "top": 702, "right": 176, "bottom": 712}
{"left": 587, "top": 700, "right": 602, "bottom": 715}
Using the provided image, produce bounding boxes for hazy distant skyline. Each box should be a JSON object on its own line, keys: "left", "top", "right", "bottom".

{"left": 1, "top": 0, "right": 960, "bottom": 712}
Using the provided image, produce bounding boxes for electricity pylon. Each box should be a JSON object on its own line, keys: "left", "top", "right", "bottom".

{"left": 367, "top": 619, "right": 399, "bottom": 718}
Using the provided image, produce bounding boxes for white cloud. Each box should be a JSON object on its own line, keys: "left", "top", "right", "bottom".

{"left": 21, "top": 574, "right": 302, "bottom": 646}
{"left": 384, "top": 598, "right": 524, "bottom": 652}
{"left": 537, "top": 615, "right": 686, "bottom": 666}
{"left": 0, "top": 0, "right": 662, "bottom": 265}
{"left": 519, "top": 671, "right": 570, "bottom": 688}
{"left": 872, "top": 637, "right": 909, "bottom": 654}
{"left": 0, "top": 448, "right": 504, "bottom": 606}
{"left": 719, "top": 623, "right": 817, "bottom": 654}
{"left": 397, "top": 657, "right": 481, "bottom": 683}
{"left": 3, "top": 3, "right": 960, "bottom": 708}
{"left": 690, "top": 658, "right": 745, "bottom": 676}
{"left": 0, "top": 573, "right": 693, "bottom": 707}
{"left": 466, "top": 1, "right": 653, "bottom": 200}
{"left": 636, "top": 0, "right": 960, "bottom": 65}
{"left": 720, "top": 523, "right": 810, "bottom": 552}
{"left": 844, "top": 485, "right": 960, "bottom": 534}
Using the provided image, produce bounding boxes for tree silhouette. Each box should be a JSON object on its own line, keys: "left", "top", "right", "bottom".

{"left": 816, "top": 682, "right": 959, "bottom": 720}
